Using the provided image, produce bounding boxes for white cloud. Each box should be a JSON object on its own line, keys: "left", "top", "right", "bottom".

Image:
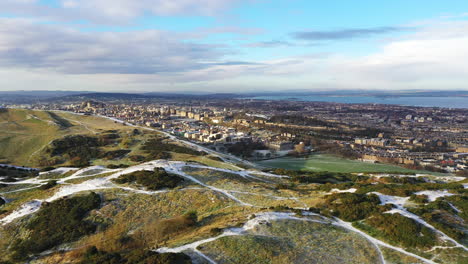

{"left": 322, "top": 20, "right": 468, "bottom": 89}
{"left": 1, "top": 17, "right": 468, "bottom": 92}
{"left": 0, "top": 18, "right": 226, "bottom": 75}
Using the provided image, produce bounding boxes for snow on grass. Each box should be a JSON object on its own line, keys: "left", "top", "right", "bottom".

{"left": 156, "top": 212, "right": 329, "bottom": 255}
{"left": 371, "top": 192, "right": 409, "bottom": 208}
{"left": 0, "top": 200, "right": 42, "bottom": 225}
{"left": 371, "top": 192, "right": 468, "bottom": 252}
{"left": 39, "top": 167, "right": 78, "bottom": 176}
{"left": 414, "top": 190, "right": 455, "bottom": 202}
{"left": 329, "top": 188, "right": 357, "bottom": 194}
{"left": 332, "top": 218, "right": 435, "bottom": 264}
{"left": 0, "top": 160, "right": 258, "bottom": 225}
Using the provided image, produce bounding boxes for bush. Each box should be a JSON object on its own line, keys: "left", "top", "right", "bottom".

{"left": 2, "top": 177, "right": 17, "bottom": 182}
{"left": 128, "top": 155, "right": 145, "bottom": 162}
{"left": 11, "top": 192, "right": 101, "bottom": 261}
{"left": 227, "top": 142, "right": 267, "bottom": 158}
{"left": 141, "top": 137, "right": 202, "bottom": 160}
{"left": 272, "top": 168, "right": 359, "bottom": 184}
{"left": 39, "top": 180, "right": 57, "bottom": 190}
{"left": 409, "top": 194, "right": 428, "bottom": 203}
{"left": 107, "top": 164, "right": 130, "bottom": 169}
{"left": 47, "top": 135, "right": 103, "bottom": 167}
{"left": 112, "top": 168, "right": 184, "bottom": 190}
{"left": 101, "top": 150, "right": 131, "bottom": 160}
{"left": 356, "top": 182, "right": 465, "bottom": 196}
{"left": 408, "top": 196, "right": 467, "bottom": 242}
{"left": 79, "top": 247, "right": 192, "bottom": 264}
{"left": 320, "top": 193, "right": 390, "bottom": 221}
{"left": 41, "top": 166, "right": 56, "bottom": 172}
{"left": 364, "top": 213, "right": 436, "bottom": 248}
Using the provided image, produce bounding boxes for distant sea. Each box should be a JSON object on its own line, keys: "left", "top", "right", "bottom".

{"left": 246, "top": 96, "right": 468, "bottom": 109}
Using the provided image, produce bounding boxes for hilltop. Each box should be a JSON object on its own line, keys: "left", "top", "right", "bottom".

{"left": 0, "top": 109, "right": 466, "bottom": 264}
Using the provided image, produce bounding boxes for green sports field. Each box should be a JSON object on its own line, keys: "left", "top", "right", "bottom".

{"left": 256, "top": 154, "right": 444, "bottom": 175}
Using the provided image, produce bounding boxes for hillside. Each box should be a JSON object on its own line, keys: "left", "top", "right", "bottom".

{"left": 0, "top": 109, "right": 153, "bottom": 167}
{"left": 0, "top": 109, "right": 466, "bottom": 264}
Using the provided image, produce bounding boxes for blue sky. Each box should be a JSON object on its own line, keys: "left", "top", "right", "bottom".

{"left": 0, "top": 0, "right": 468, "bottom": 92}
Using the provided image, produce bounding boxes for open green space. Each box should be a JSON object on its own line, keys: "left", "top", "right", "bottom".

{"left": 256, "top": 154, "right": 445, "bottom": 175}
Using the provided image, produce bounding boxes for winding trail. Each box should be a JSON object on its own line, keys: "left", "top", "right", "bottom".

{"left": 1, "top": 110, "right": 466, "bottom": 263}
{"left": 1, "top": 159, "right": 466, "bottom": 264}
{"left": 372, "top": 192, "right": 468, "bottom": 251}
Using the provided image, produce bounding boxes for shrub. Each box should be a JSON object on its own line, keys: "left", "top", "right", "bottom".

{"left": 364, "top": 213, "right": 436, "bottom": 248}
{"left": 320, "top": 193, "right": 389, "bottom": 221}
{"left": 128, "top": 155, "right": 146, "bottom": 162}
{"left": 101, "top": 150, "right": 131, "bottom": 160}
{"left": 39, "top": 180, "right": 57, "bottom": 190}
{"left": 272, "top": 168, "right": 359, "bottom": 184}
{"left": 112, "top": 168, "right": 184, "bottom": 190}
{"left": 10, "top": 192, "right": 101, "bottom": 261}
{"left": 2, "top": 177, "right": 17, "bottom": 182}
{"left": 141, "top": 137, "right": 202, "bottom": 159}
{"left": 41, "top": 167, "right": 56, "bottom": 172}
{"left": 46, "top": 135, "right": 102, "bottom": 167}
{"left": 107, "top": 164, "right": 130, "bottom": 169}
{"left": 409, "top": 194, "right": 428, "bottom": 204}
{"left": 79, "top": 247, "right": 192, "bottom": 264}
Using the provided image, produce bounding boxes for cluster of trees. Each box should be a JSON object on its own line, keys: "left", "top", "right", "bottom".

{"left": 112, "top": 168, "right": 184, "bottom": 191}
{"left": 10, "top": 193, "right": 101, "bottom": 261}
{"left": 141, "top": 137, "right": 203, "bottom": 160}
{"left": 358, "top": 213, "right": 436, "bottom": 248}
{"left": 227, "top": 142, "right": 267, "bottom": 158}
{"left": 79, "top": 247, "right": 192, "bottom": 264}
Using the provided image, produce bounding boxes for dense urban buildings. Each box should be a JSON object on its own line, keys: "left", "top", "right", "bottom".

{"left": 5, "top": 96, "right": 466, "bottom": 174}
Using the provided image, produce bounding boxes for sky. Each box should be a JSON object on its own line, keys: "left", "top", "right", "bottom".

{"left": 1, "top": 0, "right": 468, "bottom": 92}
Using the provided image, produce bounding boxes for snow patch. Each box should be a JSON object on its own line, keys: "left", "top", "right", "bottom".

{"left": 0, "top": 200, "right": 42, "bottom": 225}
{"left": 414, "top": 190, "right": 455, "bottom": 202}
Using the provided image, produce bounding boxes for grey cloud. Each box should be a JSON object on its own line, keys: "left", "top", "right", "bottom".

{"left": 244, "top": 41, "right": 294, "bottom": 48}
{"left": 0, "top": 0, "right": 248, "bottom": 24}
{"left": 293, "top": 27, "right": 405, "bottom": 41}
{"left": 0, "top": 18, "right": 229, "bottom": 75}
{"left": 208, "top": 61, "right": 264, "bottom": 66}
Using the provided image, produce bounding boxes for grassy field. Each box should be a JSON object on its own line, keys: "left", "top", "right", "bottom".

{"left": 0, "top": 109, "right": 153, "bottom": 167}
{"left": 256, "top": 154, "right": 443, "bottom": 174}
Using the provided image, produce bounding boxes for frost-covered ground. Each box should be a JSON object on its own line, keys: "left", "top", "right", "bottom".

{"left": 1, "top": 158, "right": 466, "bottom": 263}
{"left": 1, "top": 113, "right": 466, "bottom": 263}
{"left": 371, "top": 192, "right": 468, "bottom": 252}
